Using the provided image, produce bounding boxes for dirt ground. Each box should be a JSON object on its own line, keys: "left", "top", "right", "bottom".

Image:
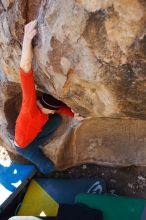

{"left": 1, "top": 145, "right": 146, "bottom": 199}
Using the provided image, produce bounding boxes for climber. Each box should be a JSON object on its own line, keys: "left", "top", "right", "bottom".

{"left": 14, "top": 20, "right": 83, "bottom": 174}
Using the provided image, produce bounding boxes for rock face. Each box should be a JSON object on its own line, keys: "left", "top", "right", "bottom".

{"left": 0, "top": 0, "right": 146, "bottom": 169}
{"left": 44, "top": 117, "right": 146, "bottom": 170}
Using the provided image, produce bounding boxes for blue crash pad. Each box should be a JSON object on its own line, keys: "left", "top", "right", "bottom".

{"left": 0, "top": 161, "right": 36, "bottom": 214}
{"left": 17, "top": 177, "right": 106, "bottom": 216}
{"left": 35, "top": 177, "right": 106, "bottom": 204}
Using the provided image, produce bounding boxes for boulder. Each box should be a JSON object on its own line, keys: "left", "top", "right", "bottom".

{"left": 0, "top": 0, "right": 146, "bottom": 168}
{"left": 44, "top": 117, "right": 146, "bottom": 170}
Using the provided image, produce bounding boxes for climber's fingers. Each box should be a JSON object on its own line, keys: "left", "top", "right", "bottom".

{"left": 24, "top": 20, "right": 37, "bottom": 33}
{"left": 28, "top": 29, "right": 37, "bottom": 41}
{"left": 24, "top": 20, "right": 37, "bottom": 42}
{"left": 74, "top": 115, "right": 84, "bottom": 121}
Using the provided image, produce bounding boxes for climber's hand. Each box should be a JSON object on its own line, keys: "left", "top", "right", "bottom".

{"left": 20, "top": 20, "right": 37, "bottom": 73}
{"left": 74, "top": 112, "right": 84, "bottom": 121}
{"left": 23, "top": 20, "right": 37, "bottom": 43}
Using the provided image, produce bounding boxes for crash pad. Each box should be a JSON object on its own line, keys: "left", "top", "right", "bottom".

{"left": 0, "top": 161, "right": 36, "bottom": 214}
{"left": 75, "top": 193, "right": 146, "bottom": 220}
{"left": 18, "top": 177, "right": 106, "bottom": 216}
{"left": 17, "top": 179, "right": 59, "bottom": 216}
{"left": 36, "top": 177, "right": 106, "bottom": 204}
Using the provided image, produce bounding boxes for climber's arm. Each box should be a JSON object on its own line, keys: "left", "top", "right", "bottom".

{"left": 57, "top": 106, "right": 84, "bottom": 121}
{"left": 20, "top": 20, "right": 37, "bottom": 73}
{"left": 19, "top": 20, "right": 38, "bottom": 113}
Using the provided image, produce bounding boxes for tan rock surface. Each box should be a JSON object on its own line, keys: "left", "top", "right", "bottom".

{"left": 0, "top": 0, "right": 146, "bottom": 169}
{"left": 44, "top": 117, "right": 146, "bottom": 170}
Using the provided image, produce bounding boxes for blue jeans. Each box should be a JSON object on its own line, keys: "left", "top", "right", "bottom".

{"left": 15, "top": 114, "right": 62, "bottom": 174}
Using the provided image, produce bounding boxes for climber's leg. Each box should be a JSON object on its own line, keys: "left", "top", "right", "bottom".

{"left": 14, "top": 114, "right": 62, "bottom": 174}
{"left": 36, "top": 113, "right": 62, "bottom": 146}
{"left": 15, "top": 139, "right": 54, "bottom": 174}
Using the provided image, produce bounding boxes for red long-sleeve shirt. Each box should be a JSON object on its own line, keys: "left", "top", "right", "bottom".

{"left": 14, "top": 66, "right": 74, "bottom": 148}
